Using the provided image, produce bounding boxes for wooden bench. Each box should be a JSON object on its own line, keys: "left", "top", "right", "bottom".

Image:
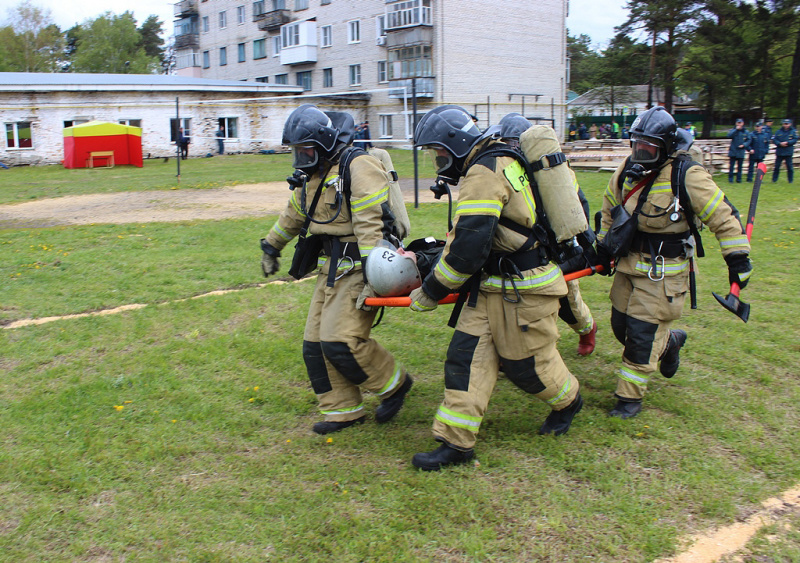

{"left": 86, "top": 151, "right": 114, "bottom": 168}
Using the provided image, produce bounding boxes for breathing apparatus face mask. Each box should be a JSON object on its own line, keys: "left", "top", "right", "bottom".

{"left": 292, "top": 145, "right": 320, "bottom": 174}
{"left": 630, "top": 136, "right": 663, "bottom": 165}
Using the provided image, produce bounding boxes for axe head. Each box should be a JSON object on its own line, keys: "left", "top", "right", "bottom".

{"left": 712, "top": 291, "right": 750, "bottom": 323}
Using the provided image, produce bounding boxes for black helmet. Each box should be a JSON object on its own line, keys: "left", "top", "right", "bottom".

{"left": 674, "top": 127, "right": 693, "bottom": 152}
{"left": 629, "top": 106, "right": 678, "bottom": 166}
{"left": 282, "top": 104, "right": 349, "bottom": 173}
{"left": 414, "top": 105, "right": 483, "bottom": 180}
{"left": 497, "top": 112, "right": 531, "bottom": 141}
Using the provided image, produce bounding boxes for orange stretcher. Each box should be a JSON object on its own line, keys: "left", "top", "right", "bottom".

{"left": 363, "top": 265, "right": 607, "bottom": 307}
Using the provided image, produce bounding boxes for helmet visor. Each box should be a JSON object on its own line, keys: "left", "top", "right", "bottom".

{"left": 292, "top": 145, "right": 319, "bottom": 170}
{"left": 630, "top": 137, "right": 662, "bottom": 164}
{"left": 425, "top": 148, "right": 454, "bottom": 175}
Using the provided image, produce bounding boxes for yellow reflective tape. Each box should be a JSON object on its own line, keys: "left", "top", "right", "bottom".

{"left": 352, "top": 186, "right": 389, "bottom": 213}
{"left": 455, "top": 200, "right": 503, "bottom": 217}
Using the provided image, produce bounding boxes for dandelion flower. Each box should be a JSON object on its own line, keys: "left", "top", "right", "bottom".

{"left": 253, "top": 386, "right": 260, "bottom": 391}
{"left": 286, "top": 439, "right": 291, "bottom": 444}
{"left": 326, "top": 438, "right": 333, "bottom": 443}
{"left": 113, "top": 405, "right": 124, "bottom": 411}
{"left": 248, "top": 397, "right": 255, "bottom": 402}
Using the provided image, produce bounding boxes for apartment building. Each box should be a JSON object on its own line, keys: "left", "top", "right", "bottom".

{"left": 173, "top": 0, "right": 569, "bottom": 141}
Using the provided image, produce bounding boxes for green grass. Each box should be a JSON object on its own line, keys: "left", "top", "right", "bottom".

{"left": 0, "top": 149, "right": 437, "bottom": 205}
{"left": 1, "top": 161, "right": 799, "bottom": 562}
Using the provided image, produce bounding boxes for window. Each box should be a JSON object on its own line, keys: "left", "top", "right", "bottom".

{"left": 169, "top": 118, "right": 191, "bottom": 141}
{"left": 321, "top": 0, "right": 330, "bottom": 4}
{"left": 218, "top": 117, "right": 238, "bottom": 138}
{"left": 379, "top": 115, "right": 393, "bottom": 138}
{"left": 253, "top": 38, "right": 266, "bottom": 59}
{"left": 388, "top": 45, "right": 432, "bottom": 79}
{"left": 282, "top": 23, "right": 300, "bottom": 48}
{"left": 220, "top": 46, "right": 227, "bottom": 65}
{"left": 63, "top": 119, "right": 89, "bottom": 128}
{"left": 376, "top": 15, "right": 386, "bottom": 37}
{"left": 386, "top": 0, "right": 432, "bottom": 29}
{"left": 296, "top": 70, "right": 312, "bottom": 90}
{"left": 378, "top": 60, "right": 387, "bottom": 83}
{"left": 253, "top": 0, "right": 264, "bottom": 15}
{"left": 349, "top": 64, "right": 361, "bottom": 86}
{"left": 219, "top": 11, "right": 227, "bottom": 29}
{"left": 255, "top": 76, "right": 269, "bottom": 83}
{"left": 323, "top": 68, "right": 333, "bottom": 88}
{"left": 295, "top": 0, "right": 308, "bottom": 9}
{"left": 272, "top": 0, "right": 286, "bottom": 8}
{"left": 348, "top": 20, "right": 360, "bottom": 43}
{"left": 237, "top": 5, "right": 245, "bottom": 24}
{"left": 321, "top": 25, "right": 332, "bottom": 47}
{"left": 5, "top": 122, "right": 33, "bottom": 148}
{"left": 118, "top": 119, "right": 142, "bottom": 128}
{"left": 202, "top": 50, "right": 210, "bottom": 68}
{"left": 275, "top": 73, "right": 288, "bottom": 84}
{"left": 272, "top": 36, "right": 281, "bottom": 56}
{"left": 202, "top": 16, "right": 209, "bottom": 32}
{"left": 238, "top": 43, "right": 246, "bottom": 62}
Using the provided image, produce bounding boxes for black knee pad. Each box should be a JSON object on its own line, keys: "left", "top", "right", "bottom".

{"left": 558, "top": 296, "right": 578, "bottom": 325}
{"left": 444, "top": 331, "right": 479, "bottom": 391}
{"left": 320, "top": 340, "right": 368, "bottom": 385}
{"left": 623, "top": 317, "right": 658, "bottom": 365}
{"left": 500, "top": 355, "right": 546, "bottom": 394}
{"left": 610, "top": 307, "right": 627, "bottom": 345}
{"left": 303, "top": 340, "right": 332, "bottom": 394}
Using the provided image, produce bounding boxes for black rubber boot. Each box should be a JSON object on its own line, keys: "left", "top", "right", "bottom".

{"left": 312, "top": 416, "right": 365, "bottom": 435}
{"left": 412, "top": 442, "right": 474, "bottom": 471}
{"left": 608, "top": 398, "right": 642, "bottom": 419}
{"left": 538, "top": 392, "right": 583, "bottom": 435}
{"left": 375, "top": 375, "right": 413, "bottom": 423}
{"left": 660, "top": 329, "right": 687, "bottom": 378}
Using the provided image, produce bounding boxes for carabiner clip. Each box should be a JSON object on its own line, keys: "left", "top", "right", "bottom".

{"left": 335, "top": 242, "right": 355, "bottom": 280}
{"left": 648, "top": 255, "right": 665, "bottom": 281}
{"left": 498, "top": 256, "right": 522, "bottom": 303}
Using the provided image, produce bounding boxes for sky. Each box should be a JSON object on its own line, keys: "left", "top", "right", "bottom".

{"left": 566, "top": 0, "right": 630, "bottom": 50}
{"left": 3, "top": 0, "right": 630, "bottom": 47}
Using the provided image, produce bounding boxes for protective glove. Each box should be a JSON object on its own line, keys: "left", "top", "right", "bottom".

{"left": 595, "top": 242, "right": 614, "bottom": 276}
{"left": 260, "top": 238, "right": 280, "bottom": 277}
{"left": 409, "top": 287, "right": 439, "bottom": 312}
{"left": 725, "top": 252, "right": 753, "bottom": 289}
{"left": 356, "top": 284, "right": 376, "bottom": 312}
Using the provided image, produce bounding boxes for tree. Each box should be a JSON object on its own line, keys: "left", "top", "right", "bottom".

{"left": 138, "top": 15, "right": 165, "bottom": 67}
{"left": 617, "top": 0, "right": 703, "bottom": 112}
{"left": 70, "top": 11, "right": 161, "bottom": 74}
{"left": 2, "top": 1, "right": 63, "bottom": 72}
{"left": 567, "top": 33, "right": 604, "bottom": 94}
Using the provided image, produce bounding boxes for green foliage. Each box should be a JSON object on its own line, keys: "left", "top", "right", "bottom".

{"left": 0, "top": 1, "right": 63, "bottom": 72}
{"left": 70, "top": 11, "right": 161, "bottom": 74}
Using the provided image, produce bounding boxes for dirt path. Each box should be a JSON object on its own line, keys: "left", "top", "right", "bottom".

{"left": 0, "top": 179, "right": 443, "bottom": 228}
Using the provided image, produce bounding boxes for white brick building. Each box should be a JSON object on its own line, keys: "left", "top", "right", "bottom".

{"left": 174, "top": 0, "right": 569, "bottom": 139}
{"left": 0, "top": 72, "right": 320, "bottom": 166}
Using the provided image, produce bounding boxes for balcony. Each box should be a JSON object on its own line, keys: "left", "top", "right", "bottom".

{"left": 253, "top": 9, "right": 291, "bottom": 31}
{"left": 385, "top": 1, "right": 432, "bottom": 31}
{"left": 173, "top": 0, "right": 198, "bottom": 17}
{"left": 388, "top": 77, "right": 434, "bottom": 99}
{"left": 175, "top": 52, "right": 201, "bottom": 69}
{"left": 174, "top": 33, "right": 199, "bottom": 49}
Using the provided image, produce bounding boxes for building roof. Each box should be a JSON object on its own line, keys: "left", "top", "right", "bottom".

{"left": 0, "top": 72, "right": 303, "bottom": 94}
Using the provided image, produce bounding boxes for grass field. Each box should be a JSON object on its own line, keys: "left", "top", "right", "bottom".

{"left": 2, "top": 152, "right": 800, "bottom": 561}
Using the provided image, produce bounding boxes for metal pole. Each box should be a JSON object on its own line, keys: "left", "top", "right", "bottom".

{"left": 412, "top": 78, "right": 419, "bottom": 209}
{"left": 175, "top": 96, "right": 181, "bottom": 182}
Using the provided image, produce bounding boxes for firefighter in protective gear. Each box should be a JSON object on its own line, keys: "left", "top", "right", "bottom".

{"left": 260, "top": 104, "right": 413, "bottom": 435}
{"left": 409, "top": 105, "right": 583, "bottom": 471}
{"left": 493, "top": 113, "right": 598, "bottom": 356}
{"left": 597, "top": 106, "right": 753, "bottom": 419}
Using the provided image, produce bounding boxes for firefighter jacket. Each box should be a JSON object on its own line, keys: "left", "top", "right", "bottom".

{"left": 727, "top": 127, "right": 751, "bottom": 159}
{"left": 749, "top": 129, "right": 771, "bottom": 160}
{"left": 264, "top": 152, "right": 395, "bottom": 276}
{"left": 421, "top": 139, "right": 567, "bottom": 301}
{"left": 773, "top": 126, "right": 797, "bottom": 157}
{"left": 599, "top": 151, "right": 750, "bottom": 280}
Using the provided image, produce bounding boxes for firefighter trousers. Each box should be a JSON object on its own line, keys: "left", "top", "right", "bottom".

{"left": 609, "top": 271, "right": 687, "bottom": 400}
{"left": 303, "top": 272, "right": 406, "bottom": 422}
{"left": 558, "top": 279, "right": 594, "bottom": 335}
{"left": 431, "top": 290, "right": 580, "bottom": 450}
